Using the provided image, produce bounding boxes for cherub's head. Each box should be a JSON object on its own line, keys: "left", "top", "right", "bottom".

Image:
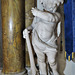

{"left": 39, "top": 0, "right": 64, "bottom": 12}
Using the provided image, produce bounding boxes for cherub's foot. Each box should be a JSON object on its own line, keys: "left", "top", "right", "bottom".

{"left": 53, "top": 71, "right": 59, "bottom": 75}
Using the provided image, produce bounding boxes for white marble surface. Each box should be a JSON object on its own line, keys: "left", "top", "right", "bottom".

{"left": 64, "top": 60, "right": 75, "bottom": 75}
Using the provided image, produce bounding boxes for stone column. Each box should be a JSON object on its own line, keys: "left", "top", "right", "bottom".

{"left": 1, "top": 0, "right": 26, "bottom": 74}
{"left": 25, "top": 0, "right": 36, "bottom": 67}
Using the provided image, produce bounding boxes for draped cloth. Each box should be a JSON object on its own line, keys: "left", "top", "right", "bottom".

{"left": 64, "top": 0, "right": 75, "bottom": 60}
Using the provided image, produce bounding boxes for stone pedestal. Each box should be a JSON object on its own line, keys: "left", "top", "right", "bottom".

{"left": 1, "top": 0, "right": 26, "bottom": 74}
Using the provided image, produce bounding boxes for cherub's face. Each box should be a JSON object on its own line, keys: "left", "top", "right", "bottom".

{"left": 40, "top": 0, "right": 63, "bottom": 12}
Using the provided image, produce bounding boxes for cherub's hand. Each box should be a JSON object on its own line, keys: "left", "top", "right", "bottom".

{"left": 31, "top": 7, "right": 39, "bottom": 16}
{"left": 23, "top": 29, "right": 30, "bottom": 39}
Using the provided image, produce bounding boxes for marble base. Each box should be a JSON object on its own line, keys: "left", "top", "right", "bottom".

{"left": 64, "top": 60, "right": 75, "bottom": 75}
{"left": 0, "top": 68, "right": 54, "bottom": 75}
{"left": 0, "top": 70, "right": 27, "bottom": 75}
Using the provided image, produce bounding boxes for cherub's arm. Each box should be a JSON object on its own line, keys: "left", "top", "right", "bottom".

{"left": 27, "top": 17, "right": 37, "bottom": 31}
{"left": 23, "top": 17, "right": 37, "bottom": 38}
{"left": 37, "top": 11, "right": 60, "bottom": 22}
{"left": 31, "top": 8, "right": 60, "bottom": 22}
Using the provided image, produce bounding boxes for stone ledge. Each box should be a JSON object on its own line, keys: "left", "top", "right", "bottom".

{"left": 0, "top": 67, "right": 32, "bottom": 75}
{"left": 0, "top": 70, "right": 27, "bottom": 75}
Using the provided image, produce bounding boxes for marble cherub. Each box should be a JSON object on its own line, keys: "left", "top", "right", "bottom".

{"left": 23, "top": 0, "right": 64, "bottom": 75}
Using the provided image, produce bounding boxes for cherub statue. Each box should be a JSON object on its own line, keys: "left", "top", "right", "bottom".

{"left": 23, "top": 0, "right": 64, "bottom": 75}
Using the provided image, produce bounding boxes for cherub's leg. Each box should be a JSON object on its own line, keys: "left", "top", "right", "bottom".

{"left": 37, "top": 55, "right": 47, "bottom": 75}
{"left": 46, "top": 51, "right": 59, "bottom": 75}
{"left": 33, "top": 45, "right": 47, "bottom": 75}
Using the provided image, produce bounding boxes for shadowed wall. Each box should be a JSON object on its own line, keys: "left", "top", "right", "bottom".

{"left": 0, "top": 0, "right": 3, "bottom": 69}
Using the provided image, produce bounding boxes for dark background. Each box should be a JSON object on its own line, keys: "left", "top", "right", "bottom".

{"left": 0, "top": 0, "right": 3, "bottom": 69}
